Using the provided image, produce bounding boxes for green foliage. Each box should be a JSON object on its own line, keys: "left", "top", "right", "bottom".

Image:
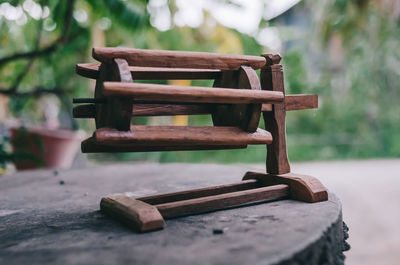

{"left": 2, "top": 0, "right": 400, "bottom": 167}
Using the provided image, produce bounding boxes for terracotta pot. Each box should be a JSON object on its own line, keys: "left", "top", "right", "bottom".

{"left": 10, "top": 126, "right": 85, "bottom": 170}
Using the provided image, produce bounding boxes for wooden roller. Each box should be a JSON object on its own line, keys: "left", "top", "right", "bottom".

{"left": 102, "top": 82, "right": 284, "bottom": 104}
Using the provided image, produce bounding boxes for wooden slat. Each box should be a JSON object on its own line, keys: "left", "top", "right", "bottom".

{"left": 155, "top": 184, "right": 289, "bottom": 219}
{"left": 81, "top": 136, "right": 247, "bottom": 153}
{"left": 261, "top": 94, "right": 319, "bottom": 112}
{"left": 138, "top": 179, "right": 260, "bottom": 205}
{"left": 76, "top": 63, "right": 100, "bottom": 79}
{"left": 92, "top": 47, "right": 266, "bottom": 70}
{"left": 100, "top": 194, "right": 165, "bottom": 232}
{"left": 103, "top": 82, "right": 284, "bottom": 104}
{"left": 76, "top": 63, "right": 222, "bottom": 80}
{"left": 95, "top": 126, "right": 273, "bottom": 146}
{"left": 73, "top": 95, "right": 318, "bottom": 118}
{"left": 285, "top": 94, "right": 318, "bottom": 111}
{"left": 132, "top": 103, "right": 212, "bottom": 116}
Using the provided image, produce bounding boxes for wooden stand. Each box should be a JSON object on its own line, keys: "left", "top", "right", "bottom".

{"left": 73, "top": 48, "right": 327, "bottom": 232}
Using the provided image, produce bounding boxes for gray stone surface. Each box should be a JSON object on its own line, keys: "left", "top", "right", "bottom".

{"left": 0, "top": 163, "right": 344, "bottom": 265}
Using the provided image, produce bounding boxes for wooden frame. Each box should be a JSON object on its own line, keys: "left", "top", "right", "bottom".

{"left": 73, "top": 48, "right": 327, "bottom": 232}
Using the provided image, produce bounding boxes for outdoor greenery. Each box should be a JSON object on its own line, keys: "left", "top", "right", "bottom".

{"left": 1, "top": 0, "right": 399, "bottom": 167}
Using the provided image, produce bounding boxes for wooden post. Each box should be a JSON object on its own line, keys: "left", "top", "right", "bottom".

{"left": 261, "top": 54, "right": 290, "bottom": 174}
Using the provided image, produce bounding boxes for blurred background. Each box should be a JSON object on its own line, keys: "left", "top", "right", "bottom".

{"left": 2, "top": 0, "right": 400, "bottom": 166}
{"left": 0, "top": 0, "right": 400, "bottom": 264}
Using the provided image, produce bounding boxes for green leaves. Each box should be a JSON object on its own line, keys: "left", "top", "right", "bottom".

{"left": 85, "top": 0, "right": 149, "bottom": 30}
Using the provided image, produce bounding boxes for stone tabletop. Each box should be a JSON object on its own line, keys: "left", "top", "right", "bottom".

{"left": 0, "top": 163, "right": 345, "bottom": 265}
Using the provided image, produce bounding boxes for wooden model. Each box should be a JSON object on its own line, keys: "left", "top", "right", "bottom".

{"left": 73, "top": 48, "right": 328, "bottom": 232}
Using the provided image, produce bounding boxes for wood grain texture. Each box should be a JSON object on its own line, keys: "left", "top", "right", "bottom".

{"left": 243, "top": 171, "right": 328, "bottom": 203}
{"left": 211, "top": 66, "right": 261, "bottom": 132}
{"left": 285, "top": 94, "right": 318, "bottom": 111}
{"left": 92, "top": 47, "right": 266, "bottom": 70}
{"left": 100, "top": 194, "right": 165, "bottom": 232}
{"left": 261, "top": 94, "right": 318, "bottom": 112}
{"left": 261, "top": 54, "right": 290, "bottom": 174}
{"left": 155, "top": 184, "right": 289, "bottom": 219}
{"left": 73, "top": 103, "right": 212, "bottom": 118}
{"left": 138, "top": 179, "right": 260, "bottom": 205}
{"left": 94, "top": 126, "right": 273, "bottom": 147}
{"left": 103, "top": 82, "right": 284, "bottom": 104}
{"left": 81, "top": 136, "right": 247, "bottom": 153}
{"left": 76, "top": 63, "right": 222, "bottom": 80}
{"left": 132, "top": 103, "right": 212, "bottom": 116}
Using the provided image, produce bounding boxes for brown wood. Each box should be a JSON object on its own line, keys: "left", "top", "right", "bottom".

{"left": 81, "top": 136, "right": 247, "bottom": 153}
{"left": 93, "top": 63, "right": 113, "bottom": 129}
{"left": 261, "top": 54, "right": 290, "bottom": 174}
{"left": 138, "top": 179, "right": 260, "bottom": 205}
{"left": 285, "top": 94, "right": 318, "bottom": 111}
{"left": 93, "top": 47, "right": 266, "bottom": 70}
{"left": 93, "top": 59, "right": 133, "bottom": 130}
{"left": 243, "top": 171, "right": 328, "bottom": 203}
{"left": 211, "top": 66, "right": 262, "bottom": 132}
{"left": 95, "top": 126, "right": 273, "bottom": 147}
{"left": 132, "top": 103, "right": 212, "bottom": 116}
{"left": 156, "top": 184, "right": 289, "bottom": 219}
{"left": 73, "top": 49, "right": 327, "bottom": 232}
{"left": 73, "top": 94, "right": 318, "bottom": 119}
{"left": 262, "top": 94, "right": 318, "bottom": 112}
{"left": 76, "top": 63, "right": 222, "bottom": 80}
{"left": 100, "top": 194, "right": 165, "bottom": 232}
{"left": 102, "top": 82, "right": 284, "bottom": 104}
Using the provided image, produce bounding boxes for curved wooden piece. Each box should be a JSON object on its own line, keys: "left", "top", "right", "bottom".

{"left": 242, "top": 171, "right": 328, "bottom": 203}
{"left": 93, "top": 47, "right": 266, "bottom": 70}
{"left": 100, "top": 194, "right": 165, "bottom": 232}
{"left": 94, "top": 58, "right": 133, "bottom": 130}
{"left": 211, "top": 66, "right": 262, "bottom": 132}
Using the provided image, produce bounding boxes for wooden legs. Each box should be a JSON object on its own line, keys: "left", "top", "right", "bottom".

{"left": 243, "top": 171, "right": 328, "bottom": 203}
{"left": 100, "top": 172, "right": 327, "bottom": 232}
{"left": 100, "top": 194, "right": 165, "bottom": 232}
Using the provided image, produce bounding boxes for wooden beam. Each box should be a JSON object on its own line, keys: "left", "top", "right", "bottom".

{"left": 261, "top": 94, "right": 318, "bottom": 112}
{"left": 103, "top": 82, "right": 284, "bottom": 104}
{"left": 95, "top": 126, "right": 273, "bottom": 147}
{"left": 81, "top": 136, "right": 247, "bottom": 153}
{"left": 261, "top": 54, "right": 291, "bottom": 174}
{"left": 285, "top": 94, "right": 318, "bottom": 111}
{"left": 76, "top": 63, "right": 222, "bottom": 80}
{"left": 138, "top": 179, "right": 260, "bottom": 205}
{"left": 92, "top": 47, "right": 266, "bottom": 70}
{"left": 132, "top": 103, "right": 212, "bottom": 116}
{"left": 100, "top": 194, "right": 165, "bottom": 232}
{"left": 155, "top": 184, "right": 289, "bottom": 219}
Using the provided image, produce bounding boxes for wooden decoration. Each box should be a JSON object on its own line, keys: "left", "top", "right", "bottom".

{"left": 73, "top": 47, "right": 327, "bottom": 232}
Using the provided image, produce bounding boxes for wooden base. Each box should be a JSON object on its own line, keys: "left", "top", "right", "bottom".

{"left": 100, "top": 172, "right": 328, "bottom": 232}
